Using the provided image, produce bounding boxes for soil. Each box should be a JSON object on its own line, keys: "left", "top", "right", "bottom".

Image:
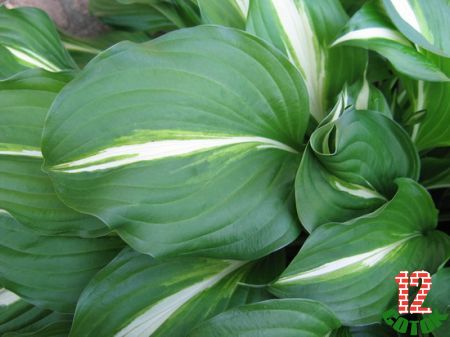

{"left": 1, "top": 0, "right": 110, "bottom": 37}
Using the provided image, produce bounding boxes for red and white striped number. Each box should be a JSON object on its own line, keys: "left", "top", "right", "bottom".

{"left": 395, "top": 270, "right": 432, "bottom": 314}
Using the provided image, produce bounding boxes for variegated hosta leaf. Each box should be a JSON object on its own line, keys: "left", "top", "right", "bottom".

{"left": 188, "top": 299, "right": 341, "bottom": 337}
{"left": 382, "top": 0, "right": 450, "bottom": 58}
{"left": 0, "top": 69, "right": 108, "bottom": 237}
{"left": 70, "top": 248, "right": 263, "bottom": 337}
{"left": 0, "top": 46, "right": 26, "bottom": 78}
{"left": 402, "top": 54, "right": 450, "bottom": 150}
{"left": 0, "top": 289, "right": 72, "bottom": 336}
{"left": 332, "top": 1, "right": 448, "bottom": 82}
{"left": 271, "top": 178, "right": 450, "bottom": 325}
{"left": 246, "top": 0, "right": 367, "bottom": 121}
{"left": 42, "top": 25, "right": 308, "bottom": 260}
{"left": 296, "top": 108, "right": 420, "bottom": 232}
{"left": 424, "top": 268, "right": 450, "bottom": 337}
{"left": 0, "top": 6, "right": 76, "bottom": 72}
{"left": 0, "top": 212, "right": 123, "bottom": 313}
{"left": 197, "top": 0, "right": 248, "bottom": 29}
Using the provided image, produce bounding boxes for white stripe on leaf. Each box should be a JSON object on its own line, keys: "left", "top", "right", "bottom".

{"left": 332, "top": 27, "right": 410, "bottom": 46}
{"left": 390, "top": 0, "right": 422, "bottom": 34}
{"left": 0, "top": 149, "right": 43, "bottom": 158}
{"left": 5, "top": 46, "right": 61, "bottom": 72}
{"left": 0, "top": 288, "right": 21, "bottom": 306}
{"left": 277, "top": 235, "right": 419, "bottom": 284}
{"left": 334, "top": 180, "right": 386, "bottom": 200}
{"left": 272, "top": 0, "right": 326, "bottom": 121}
{"left": 355, "top": 71, "right": 370, "bottom": 110}
{"left": 235, "top": 0, "right": 249, "bottom": 17}
{"left": 51, "top": 136, "right": 298, "bottom": 173}
{"left": 114, "top": 261, "right": 245, "bottom": 337}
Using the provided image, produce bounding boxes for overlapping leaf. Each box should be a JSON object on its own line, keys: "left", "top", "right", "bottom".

{"left": 42, "top": 25, "right": 308, "bottom": 259}
{"left": 296, "top": 108, "right": 419, "bottom": 232}
{"left": 0, "top": 69, "right": 108, "bottom": 237}
{"left": 0, "top": 212, "right": 123, "bottom": 312}
{"left": 332, "top": 1, "right": 448, "bottom": 81}
{"left": 188, "top": 299, "right": 341, "bottom": 337}
{"left": 70, "top": 248, "right": 265, "bottom": 337}
{"left": 0, "top": 289, "right": 71, "bottom": 337}
{"left": 382, "top": 0, "right": 450, "bottom": 57}
{"left": 247, "top": 0, "right": 366, "bottom": 121}
{"left": 272, "top": 178, "right": 449, "bottom": 325}
{"left": 401, "top": 54, "right": 450, "bottom": 150}
{"left": 89, "top": 0, "right": 200, "bottom": 32}
{"left": 0, "top": 6, "right": 76, "bottom": 72}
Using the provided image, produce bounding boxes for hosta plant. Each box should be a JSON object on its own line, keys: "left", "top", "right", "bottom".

{"left": 0, "top": 0, "right": 449, "bottom": 336}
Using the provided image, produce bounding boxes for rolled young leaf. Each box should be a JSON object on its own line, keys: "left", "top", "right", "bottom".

{"left": 70, "top": 248, "right": 255, "bottom": 337}
{"left": 0, "top": 289, "right": 71, "bottom": 336}
{"left": 0, "top": 69, "right": 108, "bottom": 237}
{"left": 188, "top": 299, "right": 341, "bottom": 337}
{"left": 272, "top": 178, "right": 450, "bottom": 325}
{"left": 332, "top": 1, "right": 448, "bottom": 82}
{"left": 0, "top": 211, "right": 123, "bottom": 313}
{"left": 401, "top": 54, "right": 450, "bottom": 150}
{"left": 42, "top": 25, "right": 309, "bottom": 259}
{"left": 382, "top": 0, "right": 450, "bottom": 58}
{"left": 246, "top": 0, "right": 366, "bottom": 121}
{"left": 296, "top": 108, "right": 420, "bottom": 232}
{"left": 346, "top": 75, "right": 392, "bottom": 116}
{"left": 0, "top": 6, "right": 77, "bottom": 72}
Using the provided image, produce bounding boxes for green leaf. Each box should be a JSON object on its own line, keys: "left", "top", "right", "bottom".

{"left": 296, "top": 108, "right": 419, "bottom": 232}
{"left": 89, "top": 0, "right": 200, "bottom": 32}
{"left": 247, "top": 0, "right": 367, "bottom": 121}
{"left": 0, "top": 69, "right": 108, "bottom": 237}
{"left": 349, "top": 324, "right": 396, "bottom": 337}
{"left": 272, "top": 178, "right": 450, "bottom": 325}
{"left": 70, "top": 248, "right": 255, "bottom": 337}
{"left": 4, "top": 321, "right": 72, "bottom": 337}
{"left": 0, "top": 6, "right": 76, "bottom": 72}
{"left": 421, "top": 155, "right": 450, "bottom": 189}
{"left": 197, "top": 0, "right": 248, "bottom": 29}
{"left": 227, "top": 251, "right": 286, "bottom": 307}
{"left": 61, "top": 31, "right": 150, "bottom": 68}
{"left": 0, "top": 212, "right": 123, "bottom": 313}
{"left": 42, "top": 25, "right": 308, "bottom": 259}
{"left": 0, "top": 289, "right": 71, "bottom": 336}
{"left": 425, "top": 268, "right": 450, "bottom": 337}
{"left": 332, "top": 1, "right": 448, "bottom": 82}
{"left": 188, "top": 299, "right": 341, "bottom": 337}
{"left": 90, "top": 0, "right": 176, "bottom": 32}
{"left": 382, "top": 0, "right": 450, "bottom": 58}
